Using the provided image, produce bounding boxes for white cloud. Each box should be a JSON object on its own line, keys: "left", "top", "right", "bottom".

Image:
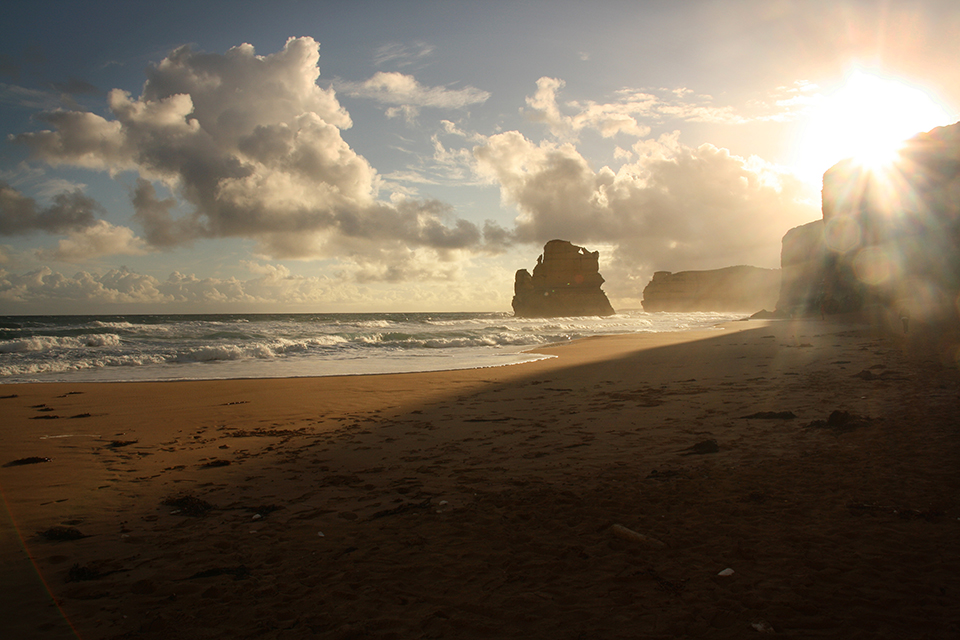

{"left": 473, "top": 129, "right": 818, "bottom": 299}
{"left": 524, "top": 77, "right": 656, "bottom": 139}
{"left": 39, "top": 220, "right": 149, "bottom": 262}
{"left": 340, "top": 71, "right": 490, "bottom": 121}
{"left": 0, "top": 266, "right": 167, "bottom": 306}
{"left": 373, "top": 41, "right": 435, "bottom": 68}
{"left": 12, "top": 38, "right": 495, "bottom": 273}
{"left": 522, "top": 77, "right": 822, "bottom": 141}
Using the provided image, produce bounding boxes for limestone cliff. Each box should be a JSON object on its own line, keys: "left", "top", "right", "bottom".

{"left": 512, "top": 240, "right": 615, "bottom": 317}
{"left": 641, "top": 266, "right": 780, "bottom": 312}
{"left": 785, "top": 121, "right": 960, "bottom": 322}
{"left": 776, "top": 221, "right": 827, "bottom": 314}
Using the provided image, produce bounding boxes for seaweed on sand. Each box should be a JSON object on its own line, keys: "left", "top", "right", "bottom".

{"left": 39, "top": 526, "right": 87, "bottom": 541}
{"left": 4, "top": 456, "right": 51, "bottom": 467}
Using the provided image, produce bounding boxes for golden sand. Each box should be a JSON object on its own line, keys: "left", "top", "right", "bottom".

{"left": 2, "top": 317, "right": 958, "bottom": 639}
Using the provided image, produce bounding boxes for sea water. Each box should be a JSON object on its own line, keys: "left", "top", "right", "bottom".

{"left": 0, "top": 310, "right": 745, "bottom": 384}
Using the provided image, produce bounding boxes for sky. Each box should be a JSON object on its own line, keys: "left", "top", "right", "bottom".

{"left": 1, "top": 0, "right": 958, "bottom": 314}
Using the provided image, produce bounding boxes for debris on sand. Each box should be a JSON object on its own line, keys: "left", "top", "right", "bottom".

{"left": 806, "top": 410, "right": 872, "bottom": 433}
{"left": 645, "top": 469, "right": 684, "bottom": 481}
{"left": 4, "top": 456, "right": 51, "bottom": 467}
{"left": 188, "top": 565, "right": 250, "bottom": 580}
{"left": 162, "top": 494, "right": 214, "bottom": 517}
{"left": 610, "top": 524, "right": 666, "bottom": 548}
{"left": 741, "top": 411, "right": 797, "bottom": 419}
{"left": 199, "top": 459, "right": 231, "bottom": 468}
{"left": 245, "top": 505, "right": 281, "bottom": 519}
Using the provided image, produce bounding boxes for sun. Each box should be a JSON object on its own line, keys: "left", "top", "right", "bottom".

{"left": 792, "top": 70, "right": 953, "bottom": 184}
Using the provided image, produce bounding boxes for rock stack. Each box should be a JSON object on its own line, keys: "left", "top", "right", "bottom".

{"left": 512, "top": 240, "right": 615, "bottom": 317}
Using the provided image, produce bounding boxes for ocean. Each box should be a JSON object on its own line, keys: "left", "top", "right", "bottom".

{"left": 0, "top": 311, "right": 746, "bottom": 384}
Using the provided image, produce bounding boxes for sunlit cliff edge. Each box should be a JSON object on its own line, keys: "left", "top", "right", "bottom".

{"left": 777, "top": 120, "right": 960, "bottom": 331}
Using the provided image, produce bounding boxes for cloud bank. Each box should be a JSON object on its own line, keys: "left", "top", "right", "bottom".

{"left": 473, "top": 127, "right": 815, "bottom": 298}
{"left": 0, "top": 260, "right": 509, "bottom": 313}
{"left": 11, "top": 37, "right": 501, "bottom": 273}
{"left": 4, "top": 42, "right": 820, "bottom": 311}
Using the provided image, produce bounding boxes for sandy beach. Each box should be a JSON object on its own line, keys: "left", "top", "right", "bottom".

{"left": 2, "top": 316, "right": 959, "bottom": 639}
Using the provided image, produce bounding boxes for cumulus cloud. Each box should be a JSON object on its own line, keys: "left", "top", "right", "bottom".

{"left": 12, "top": 37, "right": 497, "bottom": 272}
{"left": 473, "top": 129, "right": 817, "bottom": 298}
{"left": 0, "top": 266, "right": 167, "bottom": 306}
{"left": 524, "top": 78, "right": 654, "bottom": 139}
{"left": 0, "top": 181, "right": 102, "bottom": 235}
{"left": 39, "top": 220, "right": 149, "bottom": 262}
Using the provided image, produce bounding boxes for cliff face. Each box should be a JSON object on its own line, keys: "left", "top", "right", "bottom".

{"left": 786, "top": 121, "right": 960, "bottom": 321}
{"left": 641, "top": 266, "right": 781, "bottom": 312}
{"left": 776, "top": 221, "right": 827, "bottom": 314}
{"left": 512, "top": 240, "right": 615, "bottom": 317}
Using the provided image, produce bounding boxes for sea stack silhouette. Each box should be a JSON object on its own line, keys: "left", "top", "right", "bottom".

{"left": 512, "top": 240, "right": 616, "bottom": 317}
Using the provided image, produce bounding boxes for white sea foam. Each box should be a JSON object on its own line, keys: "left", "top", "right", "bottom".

{"left": 0, "top": 333, "right": 121, "bottom": 353}
{"left": 0, "top": 310, "right": 747, "bottom": 383}
{"left": 90, "top": 320, "right": 135, "bottom": 329}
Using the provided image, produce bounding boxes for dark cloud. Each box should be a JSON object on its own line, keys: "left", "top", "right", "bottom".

{"left": 0, "top": 181, "right": 101, "bottom": 235}
{"left": 51, "top": 79, "right": 102, "bottom": 96}
{"left": 0, "top": 53, "right": 18, "bottom": 79}
{"left": 131, "top": 178, "right": 203, "bottom": 248}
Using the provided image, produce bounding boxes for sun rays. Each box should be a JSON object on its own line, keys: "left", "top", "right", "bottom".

{"left": 793, "top": 70, "right": 954, "bottom": 185}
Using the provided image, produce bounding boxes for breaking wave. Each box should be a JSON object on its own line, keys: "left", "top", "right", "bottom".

{"left": 0, "top": 310, "right": 745, "bottom": 383}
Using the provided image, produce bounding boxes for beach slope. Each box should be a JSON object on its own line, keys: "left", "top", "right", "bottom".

{"left": 2, "top": 317, "right": 958, "bottom": 639}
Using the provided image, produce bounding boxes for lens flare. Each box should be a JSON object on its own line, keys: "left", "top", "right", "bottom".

{"left": 853, "top": 246, "right": 899, "bottom": 286}
{"left": 793, "top": 70, "right": 954, "bottom": 185}
{"left": 823, "top": 215, "right": 860, "bottom": 253}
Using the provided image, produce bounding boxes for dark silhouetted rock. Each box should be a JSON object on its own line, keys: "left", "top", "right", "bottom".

{"left": 512, "top": 240, "right": 615, "bottom": 317}
{"left": 641, "top": 265, "right": 780, "bottom": 312}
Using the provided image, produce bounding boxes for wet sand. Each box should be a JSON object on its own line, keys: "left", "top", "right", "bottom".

{"left": 2, "top": 316, "right": 959, "bottom": 639}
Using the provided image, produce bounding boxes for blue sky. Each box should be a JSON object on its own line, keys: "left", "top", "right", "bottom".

{"left": 2, "top": 0, "right": 958, "bottom": 313}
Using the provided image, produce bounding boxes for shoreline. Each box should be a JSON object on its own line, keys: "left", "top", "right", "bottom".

{"left": 2, "top": 316, "right": 958, "bottom": 639}
{"left": 0, "top": 310, "right": 747, "bottom": 386}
